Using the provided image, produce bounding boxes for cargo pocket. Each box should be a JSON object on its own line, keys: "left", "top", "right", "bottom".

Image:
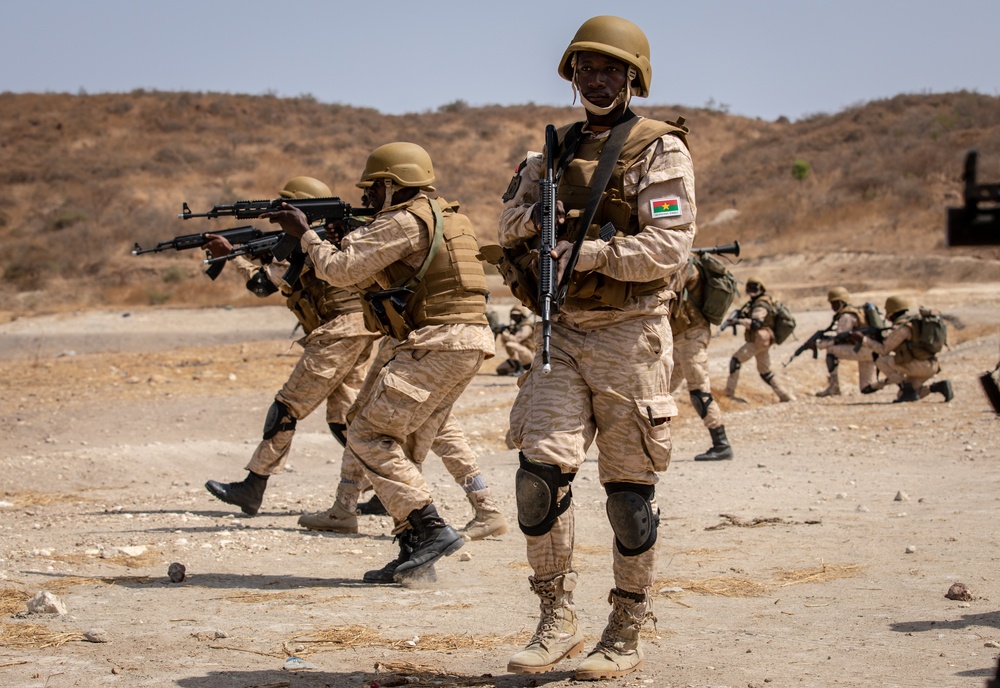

{"left": 362, "top": 370, "right": 431, "bottom": 437}
{"left": 635, "top": 397, "right": 675, "bottom": 472}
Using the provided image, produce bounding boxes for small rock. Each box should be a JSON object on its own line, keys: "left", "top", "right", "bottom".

{"left": 905, "top": 545, "right": 917, "bottom": 554}
{"left": 894, "top": 491, "right": 909, "bottom": 502}
{"left": 84, "top": 629, "right": 110, "bottom": 643}
{"left": 117, "top": 545, "right": 147, "bottom": 557}
{"left": 282, "top": 656, "right": 317, "bottom": 671}
{"left": 27, "top": 591, "right": 67, "bottom": 615}
{"left": 856, "top": 504, "right": 870, "bottom": 513}
{"left": 659, "top": 586, "right": 684, "bottom": 594}
{"left": 458, "top": 552, "right": 472, "bottom": 562}
{"left": 945, "top": 582, "right": 972, "bottom": 601}
{"left": 835, "top": 493, "right": 848, "bottom": 500}
{"left": 985, "top": 641, "right": 1000, "bottom": 649}
{"left": 168, "top": 562, "right": 186, "bottom": 583}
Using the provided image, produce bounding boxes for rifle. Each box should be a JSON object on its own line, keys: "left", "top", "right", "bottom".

{"left": 692, "top": 241, "right": 740, "bottom": 257}
{"left": 716, "top": 308, "right": 742, "bottom": 337}
{"left": 132, "top": 225, "right": 276, "bottom": 280}
{"left": 179, "top": 196, "right": 376, "bottom": 263}
{"left": 536, "top": 124, "right": 558, "bottom": 375}
{"left": 784, "top": 326, "right": 835, "bottom": 366}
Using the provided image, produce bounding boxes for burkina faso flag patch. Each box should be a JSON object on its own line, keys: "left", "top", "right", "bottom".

{"left": 650, "top": 197, "right": 682, "bottom": 218}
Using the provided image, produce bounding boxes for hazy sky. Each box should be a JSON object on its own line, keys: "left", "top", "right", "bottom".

{"left": 4, "top": 0, "right": 998, "bottom": 122}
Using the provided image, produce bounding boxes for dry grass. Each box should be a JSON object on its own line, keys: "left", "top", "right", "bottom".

{"left": 772, "top": 564, "right": 864, "bottom": 587}
{"left": 0, "top": 588, "right": 30, "bottom": 615}
{"left": 371, "top": 660, "right": 504, "bottom": 687}
{"left": 657, "top": 562, "right": 864, "bottom": 598}
{"left": 4, "top": 491, "right": 93, "bottom": 507}
{"left": 0, "top": 621, "right": 84, "bottom": 649}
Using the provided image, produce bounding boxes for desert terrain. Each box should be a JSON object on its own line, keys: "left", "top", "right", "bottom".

{"left": 1, "top": 260, "right": 999, "bottom": 687}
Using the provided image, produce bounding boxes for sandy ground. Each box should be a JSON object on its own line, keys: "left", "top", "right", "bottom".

{"left": 1, "top": 279, "right": 999, "bottom": 688}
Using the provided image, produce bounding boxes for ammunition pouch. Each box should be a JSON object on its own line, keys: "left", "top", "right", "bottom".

{"left": 362, "top": 287, "right": 415, "bottom": 339}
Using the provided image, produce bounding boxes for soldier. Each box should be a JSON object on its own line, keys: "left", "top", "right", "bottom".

{"left": 857, "top": 295, "right": 953, "bottom": 403}
{"left": 495, "top": 305, "right": 535, "bottom": 376}
{"left": 814, "top": 287, "right": 877, "bottom": 397}
{"left": 497, "top": 16, "right": 694, "bottom": 680}
{"left": 724, "top": 277, "right": 796, "bottom": 403}
{"left": 202, "top": 177, "right": 377, "bottom": 516}
{"left": 669, "top": 261, "right": 734, "bottom": 461}
{"left": 265, "top": 142, "right": 497, "bottom": 583}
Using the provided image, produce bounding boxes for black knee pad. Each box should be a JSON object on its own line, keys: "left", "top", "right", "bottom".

{"left": 689, "top": 390, "right": 713, "bottom": 419}
{"left": 328, "top": 422, "right": 347, "bottom": 447}
{"left": 826, "top": 353, "right": 839, "bottom": 373}
{"left": 604, "top": 482, "right": 658, "bottom": 556}
{"left": 729, "top": 357, "right": 741, "bottom": 374}
{"left": 515, "top": 453, "right": 573, "bottom": 537}
{"left": 263, "top": 400, "right": 297, "bottom": 440}
{"left": 760, "top": 371, "right": 775, "bottom": 385}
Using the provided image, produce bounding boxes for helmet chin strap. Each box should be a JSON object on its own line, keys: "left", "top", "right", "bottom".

{"left": 380, "top": 179, "right": 395, "bottom": 212}
{"left": 572, "top": 55, "right": 635, "bottom": 117}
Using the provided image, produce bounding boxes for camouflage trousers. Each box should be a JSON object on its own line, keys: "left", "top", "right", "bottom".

{"left": 246, "top": 332, "right": 375, "bottom": 476}
{"left": 877, "top": 355, "right": 941, "bottom": 396}
{"left": 347, "top": 338, "right": 486, "bottom": 526}
{"left": 823, "top": 342, "right": 877, "bottom": 390}
{"left": 509, "top": 316, "right": 675, "bottom": 593}
{"left": 499, "top": 333, "right": 534, "bottom": 366}
{"left": 725, "top": 328, "right": 793, "bottom": 400}
{"left": 670, "top": 324, "right": 723, "bottom": 429}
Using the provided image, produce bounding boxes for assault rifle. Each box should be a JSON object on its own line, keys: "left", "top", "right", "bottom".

{"left": 692, "top": 241, "right": 740, "bottom": 257}
{"left": 179, "top": 196, "right": 375, "bottom": 263}
{"left": 536, "top": 124, "right": 558, "bottom": 375}
{"left": 716, "top": 307, "right": 744, "bottom": 336}
{"left": 947, "top": 150, "right": 1000, "bottom": 246}
{"left": 784, "top": 325, "right": 836, "bottom": 366}
{"left": 132, "top": 225, "right": 279, "bottom": 280}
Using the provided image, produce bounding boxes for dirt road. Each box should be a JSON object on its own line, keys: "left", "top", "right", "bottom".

{"left": 1, "top": 285, "right": 999, "bottom": 688}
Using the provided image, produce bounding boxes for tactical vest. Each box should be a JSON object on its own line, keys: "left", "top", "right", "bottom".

{"left": 554, "top": 117, "right": 689, "bottom": 311}
{"left": 361, "top": 197, "right": 488, "bottom": 337}
{"left": 834, "top": 304, "right": 866, "bottom": 328}
{"left": 744, "top": 294, "right": 776, "bottom": 341}
{"left": 286, "top": 269, "right": 362, "bottom": 335}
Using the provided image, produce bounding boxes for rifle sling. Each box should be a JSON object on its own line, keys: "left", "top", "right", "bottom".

{"left": 366, "top": 197, "right": 445, "bottom": 302}
{"left": 555, "top": 110, "right": 641, "bottom": 305}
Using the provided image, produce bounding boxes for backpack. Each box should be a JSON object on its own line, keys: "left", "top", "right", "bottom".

{"left": 771, "top": 300, "right": 796, "bottom": 345}
{"left": 861, "top": 302, "right": 885, "bottom": 331}
{"left": 911, "top": 308, "right": 947, "bottom": 355}
{"left": 692, "top": 253, "right": 738, "bottom": 325}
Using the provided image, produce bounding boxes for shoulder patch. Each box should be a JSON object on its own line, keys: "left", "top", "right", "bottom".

{"left": 501, "top": 159, "right": 528, "bottom": 203}
{"left": 650, "top": 197, "right": 682, "bottom": 219}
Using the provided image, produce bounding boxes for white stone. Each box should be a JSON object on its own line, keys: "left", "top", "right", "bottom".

{"left": 27, "top": 591, "right": 67, "bottom": 615}
{"left": 118, "top": 545, "right": 147, "bottom": 557}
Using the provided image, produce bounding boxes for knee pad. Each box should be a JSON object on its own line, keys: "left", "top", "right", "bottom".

{"left": 515, "top": 453, "right": 573, "bottom": 537}
{"left": 729, "top": 357, "right": 741, "bottom": 374}
{"left": 328, "top": 422, "right": 347, "bottom": 447}
{"left": 760, "top": 371, "right": 775, "bottom": 385}
{"left": 604, "top": 482, "right": 658, "bottom": 556}
{"left": 689, "top": 390, "right": 713, "bottom": 419}
{"left": 263, "top": 400, "right": 297, "bottom": 440}
{"left": 826, "top": 353, "right": 839, "bottom": 373}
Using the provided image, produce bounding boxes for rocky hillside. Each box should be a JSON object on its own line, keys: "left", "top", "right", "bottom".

{"left": 1, "top": 90, "right": 998, "bottom": 314}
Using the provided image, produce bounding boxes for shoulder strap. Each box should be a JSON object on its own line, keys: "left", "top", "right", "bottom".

{"left": 393, "top": 198, "right": 445, "bottom": 290}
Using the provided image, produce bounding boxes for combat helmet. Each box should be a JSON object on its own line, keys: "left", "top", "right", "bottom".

{"left": 510, "top": 305, "right": 525, "bottom": 321}
{"left": 357, "top": 142, "right": 436, "bottom": 191}
{"left": 745, "top": 277, "right": 766, "bottom": 295}
{"left": 884, "top": 295, "right": 910, "bottom": 318}
{"left": 827, "top": 287, "right": 850, "bottom": 304}
{"left": 558, "top": 16, "right": 652, "bottom": 98}
{"left": 280, "top": 176, "right": 332, "bottom": 200}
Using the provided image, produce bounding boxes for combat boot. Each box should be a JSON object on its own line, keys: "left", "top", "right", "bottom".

{"left": 205, "top": 471, "right": 268, "bottom": 516}
{"left": 930, "top": 379, "right": 954, "bottom": 402}
{"left": 816, "top": 376, "right": 841, "bottom": 397}
{"left": 357, "top": 493, "right": 389, "bottom": 516}
{"left": 461, "top": 489, "right": 510, "bottom": 540}
{"left": 764, "top": 373, "right": 796, "bottom": 403}
{"left": 861, "top": 380, "right": 886, "bottom": 395}
{"left": 508, "top": 572, "right": 586, "bottom": 674}
{"left": 392, "top": 504, "right": 463, "bottom": 580}
{"left": 893, "top": 382, "right": 921, "bottom": 403}
{"left": 575, "top": 588, "right": 655, "bottom": 681}
{"left": 694, "top": 426, "right": 734, "bottom": 461}
{"left": 363, "top": 531, "right": 437, "bottom": 585}
{"left": 297, "top": 502, "right": 358, "bottom": 533}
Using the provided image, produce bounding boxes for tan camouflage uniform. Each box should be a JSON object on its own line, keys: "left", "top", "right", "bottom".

{"left": 499, "top": 118, "right": 694, "bottom": 595}
{"left": 668, "top": 262, "right": 722, "bottom": 429}
{"left": 725, "top": 295, "right": 795, "bottom": 402}
{"left": 299, "top": 192, "right": 495, "bottom": 527}
{"left": 498, "top": 321, "right": 536, "bottom": 368}
{"left": 229, "top": 256, "right": 376, "bottom": 476}
{"left": 863, "top": 320, "right": 941, "bottom": 398}
{"left": 816, "top": 308, "right": 877, "bottom": 392}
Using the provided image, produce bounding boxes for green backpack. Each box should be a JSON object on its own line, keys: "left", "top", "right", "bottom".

{"left": 771, "top": 301, "right": 797, "bottom": 345}
{"left": 692, "top": 253, "right": 738, "bottom": 325}
{"left": 911, "top": 308, "right": 947, "bottom": 355}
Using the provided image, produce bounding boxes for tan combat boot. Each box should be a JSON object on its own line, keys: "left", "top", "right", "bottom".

{"left": 575, "top": 588, "right": 655, "bottom": 681}
{"left": 507, "top": 572, "right": 586, "bottom": 674}
{"left": 764, "top": 372, "right": 796, "bottom": 403}
{"left": 297, "top": 502, "right": 358, "bottom": 533}
{"left": 816, "top": 373, "right": 841, "bottom": 397}
{"left": 461, "top": 489, "right": 509, "bottom": 541}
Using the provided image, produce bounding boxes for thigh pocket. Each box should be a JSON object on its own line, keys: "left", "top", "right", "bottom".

{"left": 362, "top": 370, "right": 431, "bottom": 437}
{"left": 635, "top": 397, "right": 675, "bottom": 472}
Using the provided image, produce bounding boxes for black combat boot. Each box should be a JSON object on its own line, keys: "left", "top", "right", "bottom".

{"left": 893, "top": 382, "right": 921, "bottom": 403}
{"left": 205, "top": 471, "right": 268, "bottom": 516}
{"left": 929, "top": 380, "right": 954, "bottom": 402}
{"left": 392, "top": 504, "right": 464, "bottom": 581}
{"left": 363, "top": 531, "right": 437, "bottom": 584}
{"left": 694, "top": 426, "right": 734, "bottom": 461}
{"left": 357, "top": 493, "right": 390, "bottom": 516}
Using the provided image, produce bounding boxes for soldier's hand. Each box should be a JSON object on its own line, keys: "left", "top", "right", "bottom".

{"left": 262, "top": 203, "right": 310, "bottom": 238}
{"left": 551, "top": 240, "right": 574, "bottom": 285}
{"left": 848, "top": 331, "right": 865, "bottom": 344}
{"left": 530, "top": 199, "right": 566, "bottom": 233}
{"left": 203, "top": 234, "right": 235, "bottom": 258}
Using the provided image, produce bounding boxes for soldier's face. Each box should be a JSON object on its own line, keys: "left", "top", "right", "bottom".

{"left": 366, "top": 181, "right": 386, "bottom": 210}
{"left": 574, "top": 51, "right": 628, "bottom": 108}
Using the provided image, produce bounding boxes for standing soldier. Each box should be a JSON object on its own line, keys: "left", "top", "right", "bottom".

{"left": 669, "top": 261, "right": 734, "bottom": 461}
{"left": 202, "top": 177, "right": 377, "bottom": 516}
{"left": 496, "top": 16, "right": 694, "bottom": 680}
{"left": 495, "top": 306, "right": 535, "bottom": 376}
{"left": 857, "top": 295, "right": 953, "bottom": 403}
{"left": 265, "top": 143, "right": 496, "bottom": 582}
{"left": 724, "top": 277, "right": 796, "bottom": 403}
{"left": 814, "top": 287, "right": 878, "bottom": 397}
